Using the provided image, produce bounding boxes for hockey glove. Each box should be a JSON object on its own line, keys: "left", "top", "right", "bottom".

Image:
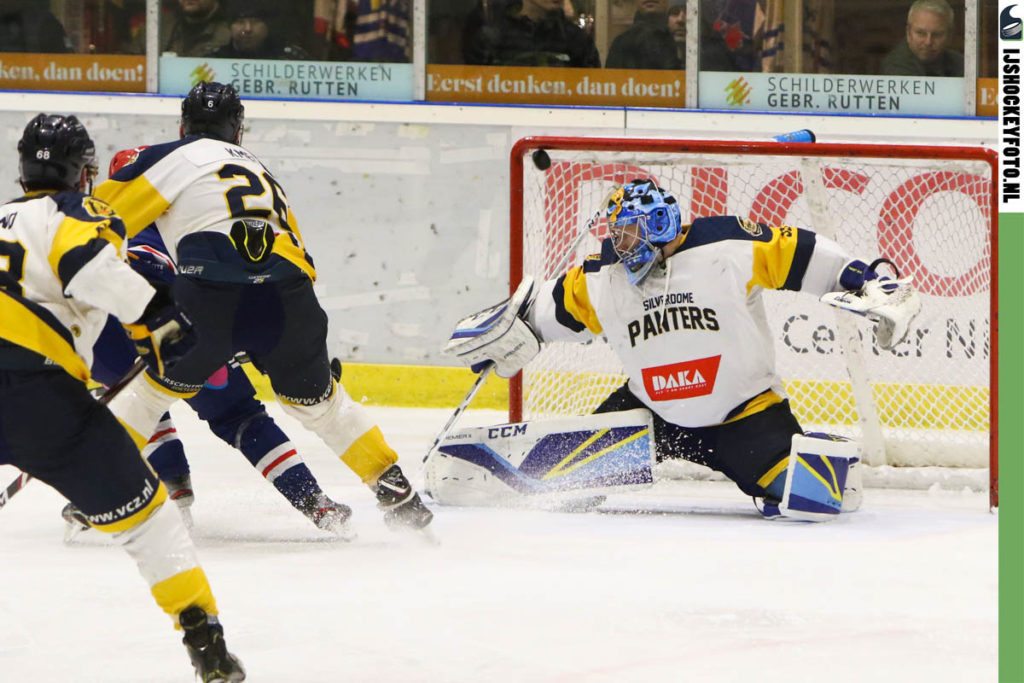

{"left": 821, "top": 258, "right": 922, "bottom": 350}
{"left": 443, "top": 277, "right": 540, "bottom": 379}
{"left": 123, "top": 289, "right": 196, "bottom": 376}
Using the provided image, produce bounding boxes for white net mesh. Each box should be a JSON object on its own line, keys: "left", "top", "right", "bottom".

{"left": 514, "top": 140, "right": 994, "bottom": 474}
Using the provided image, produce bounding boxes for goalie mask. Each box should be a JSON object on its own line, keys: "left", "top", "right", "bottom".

{"left": 606, "top": 179, "right": 681, "bottom": 285}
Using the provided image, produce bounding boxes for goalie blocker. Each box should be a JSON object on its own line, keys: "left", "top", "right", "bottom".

{"left": 443, "top": 276, "right": 540, "bottom": 378}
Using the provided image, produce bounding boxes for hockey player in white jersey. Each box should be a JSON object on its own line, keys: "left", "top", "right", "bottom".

{"left": 94, "top": 81, "right": 432, "bottom": 531}
{"left": 0, "top": 114, "right": 244, "bottom": 681}
{"left": 445, "top": 179, "right": 921, "bottom": 520}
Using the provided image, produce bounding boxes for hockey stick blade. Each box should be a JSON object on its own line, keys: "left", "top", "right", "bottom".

{"left": 0, "top": 358, "right": 147, "bottom": 511}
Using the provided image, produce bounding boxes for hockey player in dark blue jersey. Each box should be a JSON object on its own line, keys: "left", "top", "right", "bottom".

{"left": 69, "top": 146, "right": 353, "bottom": 538}
{"left": 95, "top": 83, "right": 433, "bottom": 532}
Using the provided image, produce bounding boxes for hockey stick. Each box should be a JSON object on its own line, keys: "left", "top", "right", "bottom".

{"left": 422, "top": 362, "right": 494, "bottom": 463}
{"left": 423, "top": 184, "right": 621, "bottom": 464}
{"left": 0, "top": 357, "right": 147, "bottom": 511}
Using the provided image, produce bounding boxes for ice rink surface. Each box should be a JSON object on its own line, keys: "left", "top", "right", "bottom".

{"left": 0, "top": 402, "right": 997, "bottom": 682}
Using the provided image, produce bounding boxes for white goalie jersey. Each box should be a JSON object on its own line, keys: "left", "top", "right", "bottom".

{"left": 527, "top": 215, "right": 854, "bottom": 428}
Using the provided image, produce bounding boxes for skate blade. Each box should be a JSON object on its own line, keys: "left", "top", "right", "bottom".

{"left": 62, "top": 520, "right": 92, "bottom": 545}
{"left": 404, "top": 524, "right": 440, "bottom": 546}
{"left": 179, "top": 506, "right": 195, "bottom": 531}
{"left": 326, "top": 523, "right": 358, "bottom": 542}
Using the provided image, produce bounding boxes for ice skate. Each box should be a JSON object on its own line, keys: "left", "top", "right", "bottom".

{"left": 165, "top": 473, "right": 194, "bottom": 508}
{"left": 375, "top": 465, "right": 434, "bottom": 532}
{"left": 61, "top": 502, "right": 91, "bottom": 543}
{"left": 164, "top": 474, "right": 195, "bottom": 529}
{"left": 298, "top": 492, "right": 355, "bottom": 540}
{"left": 180, "top": 606, "right": 246, "bottom": 682}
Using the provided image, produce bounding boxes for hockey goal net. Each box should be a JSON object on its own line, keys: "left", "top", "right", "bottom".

{"left": 509, "top": 136, "right": 997, "bottom": 507}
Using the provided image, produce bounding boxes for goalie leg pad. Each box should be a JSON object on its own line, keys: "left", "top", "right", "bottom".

{"left": 424, "top": 409, "right": 655, "bottom": 507}
{"left": 767, "top": 434, "right": 860, "bottom": 522}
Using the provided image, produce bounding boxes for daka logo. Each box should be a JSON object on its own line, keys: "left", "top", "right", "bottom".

{"left": 641, "top": 355, "right": 721, "bottom": 401}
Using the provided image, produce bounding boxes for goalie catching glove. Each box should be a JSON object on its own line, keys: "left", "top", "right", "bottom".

{"left": 123, "top": 287, "right": 196, "bottom": 376}
{"left": 442, "top": 276, "right": 540, "bottom": 378}
{"left": 821, "top": 258, "right": 922, "bottom": 350}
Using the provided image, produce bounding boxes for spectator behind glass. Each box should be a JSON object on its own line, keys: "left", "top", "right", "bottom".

{"left": 352, "top": 0, "right": 411, "bottom": 63}
{"left": 313, "top": 0, "right": 357, "bottom": 61}
{"left": 212, "top": 1, "right": 311, "bottom": 59}
{"left": 463, "top": 0, "right": 601, "bottom": 68}
{"left": 0, "top": 0, "right": 70, "bottom": 52}
{"left": 157, "top": 0, "right": 231, "bottom": 56}
{"left": 881, "top": 0, "right": 963, "bottom": 76}
{"left": 606, "top": 0, "right": 681, "bottom": 70}
{"left": 699, "top": 0, "right": 758, "bottom": 71}
{"left": 668, "top": 1, "right": 686, "bottom": 63}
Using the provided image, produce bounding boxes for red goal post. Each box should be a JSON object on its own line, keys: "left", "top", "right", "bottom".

{"left": 508, "top": 136, "right": 998, "bottom": 507}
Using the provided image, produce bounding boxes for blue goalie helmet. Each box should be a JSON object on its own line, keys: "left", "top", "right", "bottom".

{"left": 605, "top": 179, "right": 681, "bottom": 285}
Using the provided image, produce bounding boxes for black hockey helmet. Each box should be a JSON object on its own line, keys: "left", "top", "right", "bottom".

{"left": 180, "top": 81, "right": 245, "bottom": 143}
{"left": 18, "top": 113, "right": 97, "bottom": 192}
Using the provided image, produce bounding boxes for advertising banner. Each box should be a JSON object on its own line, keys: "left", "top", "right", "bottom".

{"left": 998, "top": 1, "right": 1023, "bottom": 679}
{"left": 978, "top": 77, "right": 997, "bottom": 117}
{"left": 0, "top": 53, "right": 145, "bottom": 92}
{"left": 159, "top": 56, "right": 413, "bottom": 100}
{"left": 698, "top": 72, "right": 965, "bottom": 116}
{"left": 427, "top": 65, "right": 686, "bottom": 108}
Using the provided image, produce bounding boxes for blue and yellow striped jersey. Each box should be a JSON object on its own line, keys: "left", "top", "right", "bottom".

{"left": 94, "top": 136, "right": 316, "bottom": 283}
{"left": 0, "top": 190, "right": 156, "bottom": 380}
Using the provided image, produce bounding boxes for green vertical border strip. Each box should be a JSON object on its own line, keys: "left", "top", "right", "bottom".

{"left": 1001, "top": 212, "right": 1024, "bottom": 682}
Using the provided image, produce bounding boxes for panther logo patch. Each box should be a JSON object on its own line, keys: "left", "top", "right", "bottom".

{"left": 82, "top": 197, "right": 115, "bottom": 219}
{"left": 737, "top": 218, "right": 763, "bottom": 237}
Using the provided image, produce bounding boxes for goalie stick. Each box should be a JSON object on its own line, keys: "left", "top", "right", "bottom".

{"left": 424, "top": 184, "right": 621, "bottom": 463}
{"left": 0, "top": 357, "right": 147, "bottom": 511}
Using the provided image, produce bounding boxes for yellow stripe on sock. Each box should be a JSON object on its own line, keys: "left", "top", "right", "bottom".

{"left": 151, "top": 567, "right": 218, "bottom": 624}
{"left": 340, "top": 426, "right": 399, "bottom": 483}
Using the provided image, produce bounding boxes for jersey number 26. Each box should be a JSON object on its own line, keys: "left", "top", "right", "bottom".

{"left": 217, "top": 164, "right": 293, "bottom": 232}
